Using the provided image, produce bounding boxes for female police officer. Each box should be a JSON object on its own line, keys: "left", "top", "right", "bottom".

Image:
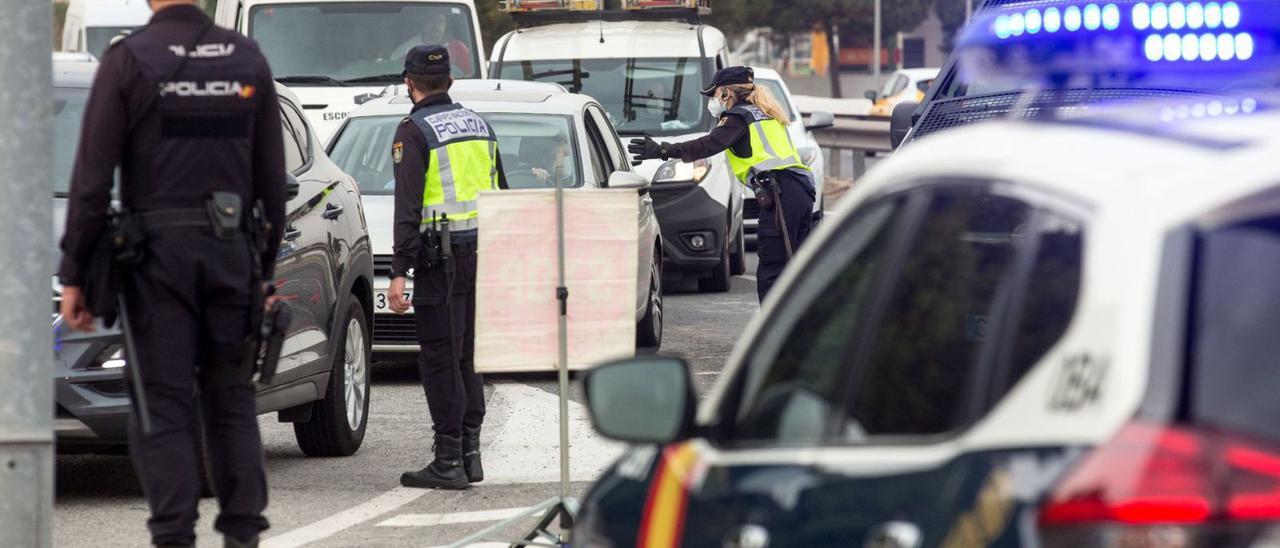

{"left": 629, "top": 66, "right": 816, "bottom": 302}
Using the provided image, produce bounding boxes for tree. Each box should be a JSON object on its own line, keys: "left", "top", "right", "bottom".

{"left": 934, "top": 0, "right": 968, "bottom": 55}
{"left": 475, "top": 0, "right": 517, "bottom": 52}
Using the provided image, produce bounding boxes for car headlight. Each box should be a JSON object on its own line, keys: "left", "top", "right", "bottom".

{"left": 653, "top": 158, "right": 710, "bottom": 184}
{"left": 798, "top": 145, "right": 821, "bottom": 167}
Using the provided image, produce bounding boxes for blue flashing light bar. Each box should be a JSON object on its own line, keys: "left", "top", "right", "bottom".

{"left": 992, "top": 2, "right": 1245, "bottom": 39}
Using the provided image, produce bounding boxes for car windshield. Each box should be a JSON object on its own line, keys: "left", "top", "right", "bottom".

{"left": 248, "top": 2, "right": 480, "bottom": 83}
{"left": 328, "top": 111, "right": 581, "bottom": 194}
{"left": 499, "top": 58, "right": 711, "bottom": 136}
{"left": 86, "top": 26, "right": 136, "bottom": 58}
{"left": 53, "top": 87, "right": 90, "bottom": 196}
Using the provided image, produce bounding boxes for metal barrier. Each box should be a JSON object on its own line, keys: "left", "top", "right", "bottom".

{"left": 793, "top": 95, "right": 892, "bottom": 181}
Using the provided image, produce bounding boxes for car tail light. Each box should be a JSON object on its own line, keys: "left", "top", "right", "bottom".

{"left": 1039, "top": 421, "right": 1280, "bottom": 547}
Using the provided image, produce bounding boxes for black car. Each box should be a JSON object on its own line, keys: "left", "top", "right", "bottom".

{"left": 52, "top": 55, "right": 375, "bottom": 465}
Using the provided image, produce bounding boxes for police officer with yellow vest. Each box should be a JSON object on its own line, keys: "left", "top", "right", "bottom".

{"left": 387, "top": 45, "right": 508, "bottom": 490}
{"left": 629, "top": 66, "right": 815, "bottom": 302}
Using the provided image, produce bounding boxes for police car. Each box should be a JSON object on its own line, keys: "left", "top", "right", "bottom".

{"left": 571, "top": 2, "right": 1280, "bottom": 545}
{"left": 326, "top": 80, "right": 666, "bottom": 357}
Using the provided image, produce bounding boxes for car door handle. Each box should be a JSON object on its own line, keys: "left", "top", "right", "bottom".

{"left": 283, "top": 226, "right": 302, "bottom": 241}
{"left": 724, "top": 524, "right": 770, "bottom": 548}
{"left": 322, "top": 203, "right": 344, "bottom": 220}
{"left": 864, "top": 521, "right": 922, "bottom": 548}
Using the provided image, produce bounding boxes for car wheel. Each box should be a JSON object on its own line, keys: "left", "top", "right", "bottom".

{"left": 698, "top": 239, "right": 732, "bottom": 293}
{"left": 636, "top": 252, "right": 663, "bottom": 349}
{"left": 729, "top": 222, "right": 746, "bottom": 276}
{"left": 294, "top": 298, "right": 370, "bottom": 457}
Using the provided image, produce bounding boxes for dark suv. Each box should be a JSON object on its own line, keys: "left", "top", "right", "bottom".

{"left": 52, "top": 55, "right": 375, "bottom": 462}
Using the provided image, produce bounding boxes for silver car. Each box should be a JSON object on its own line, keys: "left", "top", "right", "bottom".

{"left": 327, "top": 80, "right": 665, "bottom": 358}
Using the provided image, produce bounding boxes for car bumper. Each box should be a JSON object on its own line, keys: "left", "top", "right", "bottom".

{"left": 649, "top": 182, "right": 729, "bottom": 271}
{"left": 53, "top": 322, "right": 133, "bottom": 449}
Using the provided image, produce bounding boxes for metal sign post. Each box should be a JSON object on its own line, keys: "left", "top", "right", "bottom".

{"left": 0, "top": 0, "right": 55, "bottom": 546}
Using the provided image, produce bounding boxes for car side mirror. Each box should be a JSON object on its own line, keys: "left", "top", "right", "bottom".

{"left": 583, "top": 356, "right": 695, "bottom": 444}
{"left": 285, "top": 173, "right": 300, "bottom": 200}
{"left": 804, "top": 111, "right": 835, "bottom": 131}
{"left": 607, "top": 170, "right": 651, "bottom": 190}
{"left": 890, "top": 100, "right": 920, "bottom": 150}
{"left": 865, "top": 90, "right": 879, "bottom": 101}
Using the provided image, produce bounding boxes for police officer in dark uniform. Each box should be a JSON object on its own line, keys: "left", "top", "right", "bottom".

{"left": 57, "top": 0, "right": 286, "bottom": 545}
{"left": 629, "top": 66, "right": 816, "bottom": 302}
{"left": 387, "top": 45, "right": 508, "bottom": 490}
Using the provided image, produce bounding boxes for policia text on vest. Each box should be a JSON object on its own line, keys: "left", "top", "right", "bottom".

{"left": 387, "top": 44, "right": 509, "bottom": 491}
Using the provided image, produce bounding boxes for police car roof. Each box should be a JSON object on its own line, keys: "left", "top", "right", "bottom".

{"left": 53, "top": 54, "right": 99, "bottom": 88}
{"left": 850, "top": 100, "right": 1280, "bottom": 233}
{"left": 492, "top": 20, "right": 726, "bottom": 61}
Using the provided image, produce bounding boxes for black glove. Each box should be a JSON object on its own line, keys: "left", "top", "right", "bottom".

{"left": 628, "top": 137, "right": 670, "bottom": 164}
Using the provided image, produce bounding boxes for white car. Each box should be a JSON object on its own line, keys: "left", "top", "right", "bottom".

{"left": 326, "top": 80, "right": 665, "bottom": 357}
{"left": 574, "top": 96, "right": 1280, "bottom": 546}
{"left": 214, "top": 0, "right": 486, "bottom": 143}
{"left": 866, "top": 67, "right": 939, "bottom": 117}
{"left": 490, "top": 18, "right": 747, "bottom": 292}
{"left": 61, "top": 0, "right": 151, "bottom": 57}
{"left": 744, "top": 66, "right": 833, "bottom": 243}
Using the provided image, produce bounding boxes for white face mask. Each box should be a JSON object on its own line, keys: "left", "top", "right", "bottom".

{"left": 707, "top": 97, "right": 726, "bottom": 118}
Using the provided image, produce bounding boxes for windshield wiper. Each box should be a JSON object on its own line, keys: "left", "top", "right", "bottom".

{"left": 341, "top": 74, "right": 403, "bottom": 85}
{"left": 277, "top": 75, "right": 348, "bottom": 86}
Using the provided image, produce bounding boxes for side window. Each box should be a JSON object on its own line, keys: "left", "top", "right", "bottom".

{"left": 731, "top": 199, "right": 906, "bottom": 445}
{"left": 587, "top": 106, "right": 629, "bottom": 174}
{"left": 843, "top": 189, "right": 1034, "bottom": 438}
{"left": 890, "top": 75, "right": 910, "bottom": 96}
{"left": 279, "top": 101, "right": 310, "bottom": 173}
{"left": 580, "top": 115, "right": 611, "bottom": 184}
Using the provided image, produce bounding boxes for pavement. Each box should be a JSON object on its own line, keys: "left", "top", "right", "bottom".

{"left": 53, "top": 254, "right": 763, "bottom": 547}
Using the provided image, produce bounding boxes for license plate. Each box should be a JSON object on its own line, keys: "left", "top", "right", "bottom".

{"left": 374, "top": 290, "right": 412, "bottom": 313}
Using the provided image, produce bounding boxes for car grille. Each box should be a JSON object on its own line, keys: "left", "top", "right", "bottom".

{"left": 743, "top": 198, "right": 760, "bottom": 220}
{"left": 373, "top": 314, "right": 417, "bottom": 345}
{"left": 373, "top": 255, "right": 394, "bottom": 277}
{"left": 911, "top": 88, "right": 1215, "bottom": 144}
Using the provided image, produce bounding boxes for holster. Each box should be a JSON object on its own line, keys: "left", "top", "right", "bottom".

{"left": 749, "top": 172, "right": 777, "bottom": 211}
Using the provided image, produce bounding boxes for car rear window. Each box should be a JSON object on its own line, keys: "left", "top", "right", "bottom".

{"left": 1189, "top": 218, "right": 1280, "bottom": 441}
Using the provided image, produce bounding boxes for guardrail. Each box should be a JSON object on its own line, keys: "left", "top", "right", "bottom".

{"left": 794, "top": 95, "right": 893, "bottom": 180}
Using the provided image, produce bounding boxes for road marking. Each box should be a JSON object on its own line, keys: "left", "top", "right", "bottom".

{"left": 696, "top": 371, "right": 720, "bottom": 376}
{"left": 377, "top": 506, "right": 531, "bottom": 527}
{"left": 738, "top": 274, "right": 757, "bottom": 281}
{"left": 261, "top": 487, "right": 427, "bottom": 548}
{"left": 482, "top": 382, "right": 626, "bottom": 484}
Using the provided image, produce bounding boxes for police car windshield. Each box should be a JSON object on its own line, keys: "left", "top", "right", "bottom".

{"left": 328, "top": 112, "right": 581, "bottom": 194}
{"left": 53, "top": 87, "right": 90, "bottom": 197}
{"left": 498, "top": 58, "right": 712, "bottom": 137}
{"left": 248, "top": 2, "right": 480, "bottom": 82}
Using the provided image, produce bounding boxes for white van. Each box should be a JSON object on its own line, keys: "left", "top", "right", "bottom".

{"left": 215, "top": 0, "right": 485, "bottom": 143}
{"left": 489, "top": 11, "right": 746, "bottom": 292}
{"left": 61, "top": 0, "right": 152, "bottom": 57}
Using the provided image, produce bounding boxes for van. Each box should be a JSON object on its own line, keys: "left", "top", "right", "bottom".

{"left": 61, "top": 0, "right": 152, "bottom": 57}
{"left": 215, "top": 0, "right": 486, "bottom": 143}
{"left": 489, "top": 1, "right": 746, "bottom": 292}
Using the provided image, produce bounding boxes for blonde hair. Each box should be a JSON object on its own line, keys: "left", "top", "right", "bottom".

{"left": 718, "top": 83, "right": 791, "bottom": 125}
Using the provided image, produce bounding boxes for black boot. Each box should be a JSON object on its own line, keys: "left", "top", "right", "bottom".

{"left": 463, "top": 425, "right": 484, "bottom": 483}
{"left": 400, "top": 435, "right": 469, "bottom": 490}
{"left": 224, "top": 536, "right": 258, "bottom": 548}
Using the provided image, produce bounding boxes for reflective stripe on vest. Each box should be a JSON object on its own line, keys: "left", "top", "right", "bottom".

{"left": 408, "top": 104, "right": 499, "bottom": 232}
{"left": 724, "top": 110, "right": 809, "bottom": 184}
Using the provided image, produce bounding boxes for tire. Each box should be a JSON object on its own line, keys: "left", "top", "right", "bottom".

{"left": 729, "top": 222, "right": 746, "bottom": 276}
{"left": 698, "top": 239, "right": 732, "bottom": 293}
{"left": 636, "top": 252, "right": 663, "bottom": 349}
{"left": 294, "top": 298, "right": 370, "bottom": 457}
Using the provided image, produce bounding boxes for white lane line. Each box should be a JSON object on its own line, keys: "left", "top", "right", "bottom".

{"left": 695, "top": 371, "right": 720, "bottom": 376}
{"left": 738, "top": 274, "right": 757, "bottom": 281}
{"left": 377, "top": 506, "right": 532, "bottom": 528}
{"left": 261, "top": 487, "right": 427, "bottom": 548}
{"left": 482, "top": 382, "right": 626, "bottom": 484}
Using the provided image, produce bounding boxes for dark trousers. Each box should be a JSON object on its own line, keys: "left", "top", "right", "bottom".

{"left": 123, "top": 230, "right": 268, "bottom": 546}
{"left": 413, "top": 246, "right": 485, "bottom": 440}
{"left": 756, "top": 170, "right": 816, "bottom": 301}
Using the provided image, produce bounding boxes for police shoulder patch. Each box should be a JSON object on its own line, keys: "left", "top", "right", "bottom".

{"left": 392, "top": 142, "right": 404, "bottom": 164}
{"left": 400, "top": 117, "right": 411, "bottom": 126}
{"left": 717, "top": 117, "right": 728, "bottom": 127}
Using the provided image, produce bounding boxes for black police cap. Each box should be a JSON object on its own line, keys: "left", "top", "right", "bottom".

{"left": 700, "top": 66, "right": 754, "bottom": 96}
{"left": 403, "top": 44, "right": 450, "bottom": 76}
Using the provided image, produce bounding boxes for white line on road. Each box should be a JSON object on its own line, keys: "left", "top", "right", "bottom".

{"left": 261, "top": 487, "right": 427, "bottom": 548}
{"left": 377, "top": 506, "right": 532, "bottom": 528}
{"left": 738, "top": 274, "right": 757, "bottom": 281}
